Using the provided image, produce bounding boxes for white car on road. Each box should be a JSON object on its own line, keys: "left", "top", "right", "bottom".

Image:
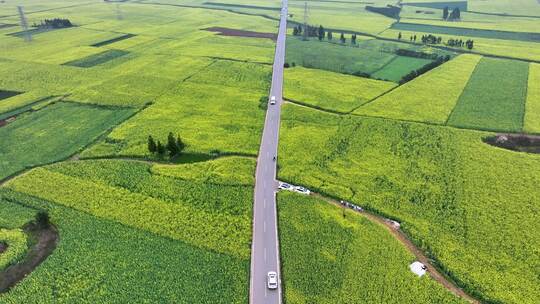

{"left": 294, "top": 186, "right": 310, "bottom": 195}
{"left": 270, "top": 96, "right": 276, "bottom": 105}
{"left": 267, "top": 271, "right": 278, "bottom": 289}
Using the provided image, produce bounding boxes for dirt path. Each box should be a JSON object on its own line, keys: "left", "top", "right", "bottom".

{"left": 0, "top": 223, "right": 59, "bottom": 293}
{"left": 309, "top": 192, "right": 480, "bottom": 304}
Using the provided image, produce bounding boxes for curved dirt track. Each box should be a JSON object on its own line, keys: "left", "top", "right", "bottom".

{"left": 0, "top": 223, "right": 59, "bottom": 293}
{"left": 309, "top": 192, "right": 480, "bottom": 304}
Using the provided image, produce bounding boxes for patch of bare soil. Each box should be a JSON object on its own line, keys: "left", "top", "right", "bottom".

{"left": 484, "top": 133, "right": 540, "bottom": 154}
{"left": 0, "top": 222, "right": 58, "bottom": 293}
{"left": 311, "top": 192, "right": 480, "bottom": 304}
{"left": 0, "top": 116, "right": 16, "bottom": 128}
{"left": 204, "top": 27, "right": 277, "bottom": 41}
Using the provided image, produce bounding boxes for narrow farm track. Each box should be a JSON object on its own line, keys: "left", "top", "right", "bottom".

{"left": 301, "top": 190, "right": 480, "bottom": 304}
{"left": 0, "top": 223, "right": 59, "bottom": 293}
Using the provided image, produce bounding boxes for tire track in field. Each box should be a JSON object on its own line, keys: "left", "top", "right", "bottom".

{"left": 280, "top": 186, "right": 481, "bottom": 304}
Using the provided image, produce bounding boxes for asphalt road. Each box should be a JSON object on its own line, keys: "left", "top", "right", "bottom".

{"left": 249, "top": 1, "right": 287, "bottom": 304}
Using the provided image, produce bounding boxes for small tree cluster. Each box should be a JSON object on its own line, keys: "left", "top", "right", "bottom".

{"left": 292, "top": 24, "right": 316, "bottom": 37}
{"left": 292, "top": 25, "right": 302, "bottom": 36}
{"left": 447, "top": 38, "right": 474, "bottom": 49}
{"left": 421, "top": 34, "right": 442, "bottom": 44}
{"left": 448, "top": 7, "right": 461, "bottom": 21}
{"left": 292, "top": 24, "right": 327, "bottom": 40}
{"left": 148, "top": 133, "right": 185, "bottom": 157}
{"left": 318, "top": 25, "right": 325, "bottom": 41}
{"left": 32, "top": 18, "right": 73, "bottom": 28}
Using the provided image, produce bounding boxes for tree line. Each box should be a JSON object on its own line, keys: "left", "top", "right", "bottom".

{"left": 147, "top": 132, "right": 186, "bottom": 157}
{"left": 32, "top": 18, "right": 73, "bottom": 29}
{"left": 398, "top": 32, "right": 474, "bottom": 49}
{"left": 293, "top": 24, "right": 358, "bottom": 45}
{"left": 399, "top": 55, "right": 450, "bottom": 84}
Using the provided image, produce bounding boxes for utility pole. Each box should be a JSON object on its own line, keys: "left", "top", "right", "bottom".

{"left": 302, "top": 2, "right": 308, "bottom": 41}
{"left": 17, "top": 6, "right": 31, "bottom": 42}
{"left": 115, "top": 3, "right": 123, "bottom": 20}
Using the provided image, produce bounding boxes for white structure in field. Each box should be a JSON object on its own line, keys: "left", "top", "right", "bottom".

{"left": 410, "top": 261, "right": 427, "bottom": 277}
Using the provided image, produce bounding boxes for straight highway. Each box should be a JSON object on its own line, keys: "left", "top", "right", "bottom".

{"left": 249, "top": 1, "right": 288, "bottom": 303}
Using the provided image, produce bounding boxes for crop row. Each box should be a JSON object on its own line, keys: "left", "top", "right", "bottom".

{"left": 7, "top": 166, "right": 252, "bottom": 259}
{"left": 525, "top": 63, "right": 540, "bottom": 133}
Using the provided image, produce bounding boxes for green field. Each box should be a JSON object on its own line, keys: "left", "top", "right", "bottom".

{"left": 278, "top": 192, "right": 464, "bottom": 303}
{"left": 1, "top": 156, "right": 255, "bottom": 302}
{"left": 284, "top": 66, "right": 396, "bottom": 112}
{"left": 355, "top": 54, "right": 481, "bottom": 124}
{"left": 447, "top": 57, "right": 529, "bottom": 132}
{"left": 371, "top": 56, "right": 433, "bottom": 82}
{"left": 0, "top": 101, "right": 135, "bottom": 180}
{"left": 286, "top": 35, "right": 451, "bottom": 80}
{"left": 525, "top": 63, "right": 540, "bottom": 133}
{"left": 391, "top": 22, "right": 540, "bottom": 42}
{"left": 278, "top": 104, "right": 540, "bottom": 304}
{"left": 81, "top": 61, "right": 270, "bottom": 158}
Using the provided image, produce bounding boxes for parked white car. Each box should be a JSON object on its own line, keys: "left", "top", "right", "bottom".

{"left": 267, "top": 271, "right": 278, "bottom": 289}
{"left": 294, "top": 186, "right": 310, "bottom": 195}
{"left": 270, "top": 96, "right": 276, "bottom": 105}
{"left": 278, "top": 182, "right": 293, "bottom": 191}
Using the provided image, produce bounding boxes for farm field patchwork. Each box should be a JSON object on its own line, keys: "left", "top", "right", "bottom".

{"left": 284, "top": 66, "right": 396, "bottom": 113}
{"left": 1, "top": 0, "right": 539, "bottom": 302}
{"left": 0, "top": 101, "right": 135, "bottom": 180}
{"left": 0, "top": 156, "right": 255, "bottom": 302}
{"left": 286, "top": 35, "right": 452, "bottom": 80}
{"left": 379, "top": 28, "right": 540, "bottom": 61}
{"left": 447, "top": 57, "right": 529, "bottom": 132}
{"left": 0, "top": 187, "right": 249, "bottom": 303}
{"left": 525, "top": 63, "right": 540, "bottom": 133}
{"left": 355, "top": 54, "right": 481, "bottom": 124}
{"left": 278, "top": 104, "right": 540, "bottom": 304}
{"left": 278, "top": 192, "right": 465, "bottom": 304}
{"left": 81, "top": 66, "right": 269, "bottom": 158}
